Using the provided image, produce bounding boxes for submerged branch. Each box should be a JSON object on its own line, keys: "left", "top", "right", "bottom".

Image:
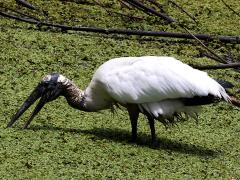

{"left": 191, "top": 62, "right": 240, "bottom": 70}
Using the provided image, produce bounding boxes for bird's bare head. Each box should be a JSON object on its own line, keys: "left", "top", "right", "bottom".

{"left": 7, "top": 73, "right": 69, "bottom": 129}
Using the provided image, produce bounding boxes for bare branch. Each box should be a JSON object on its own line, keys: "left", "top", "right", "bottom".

{"left": 0, "top": 5, "right": 40, "bottom": 21}
{"left": 0, "top": 10, "right": 239, "bottom": 44}
{"left": 15, "top": 0, "right": 38, "bottom": 11}
{"left": 119, "top": 0, "right": 134, "bottom": 9}
{"left": 0, "top": 9, "right": 39, "bottom": 24}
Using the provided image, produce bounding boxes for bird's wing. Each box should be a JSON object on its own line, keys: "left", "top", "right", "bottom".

{"left": 91, "top": 56, "right": 228, "bottom": 104}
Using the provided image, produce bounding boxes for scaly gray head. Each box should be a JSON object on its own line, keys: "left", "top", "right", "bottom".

{"left": 7, "top": 73, "right": 70, "bottom": 129}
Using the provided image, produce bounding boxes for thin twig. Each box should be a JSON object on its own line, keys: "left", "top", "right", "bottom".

{"left": 168, "top": 0, "right": 197, "bottom": 23}
{"left": 112, "top": 11, "right": 145, "bottom": 21}
{"left": 122, "top": 0, "right": 175, "bottom": 23}
{"left": 180, "top": 25, "right": 227, "bottom": 63}
{"left": 146, "top": 0, "right": 165, "bottom": 13}
{"left": 221, "top": 0, "right": 240, "bottom": 17}
{"left": 94, "top": 0, "right": 144, "bottom": 21}
{"left": 121, "top": 0, "right": 153, "bottom": 16}
{"left": 200, "top": 51, "right": 225, "bottom": 63}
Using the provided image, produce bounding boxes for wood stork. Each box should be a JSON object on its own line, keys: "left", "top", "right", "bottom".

{"left": 7, "top": 56, "right": 239, "bottom": 144}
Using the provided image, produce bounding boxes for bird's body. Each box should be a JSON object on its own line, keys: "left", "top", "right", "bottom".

{"left": 7, "top": 56, "right": 239, "bottom": 144}
{"left": 84, "top": 56, "right": 229, "bottom": 116}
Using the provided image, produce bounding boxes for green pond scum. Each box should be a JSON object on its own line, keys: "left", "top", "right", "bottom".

{"left": 0, "top": 0, "right": 240, "bottom": 179}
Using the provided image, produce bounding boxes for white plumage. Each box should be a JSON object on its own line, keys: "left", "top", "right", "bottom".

{"left": 84, "top": 56, "right": 229, "bottom": 118}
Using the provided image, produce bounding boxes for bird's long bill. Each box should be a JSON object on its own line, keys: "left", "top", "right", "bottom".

{"left": 7, "top": 84, "right": 46, "bottom": 128}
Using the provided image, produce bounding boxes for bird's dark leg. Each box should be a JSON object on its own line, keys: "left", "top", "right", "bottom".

{"left": 146, "top": 114, "right": 157, "bottom": 146}
{"left": 126, "top": 104, "right": 139, "bottom": 143}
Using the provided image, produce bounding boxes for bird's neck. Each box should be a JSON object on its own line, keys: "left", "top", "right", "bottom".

{"left": 61, "top": 77, "right": 113, "bottom": 112}
{"left": 62, "top": 80, "right": 88, "bottom": 111}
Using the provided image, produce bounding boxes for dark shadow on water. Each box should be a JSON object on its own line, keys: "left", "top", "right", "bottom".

{"left": 30, "top": 124, "right": 220, "bottom": 157}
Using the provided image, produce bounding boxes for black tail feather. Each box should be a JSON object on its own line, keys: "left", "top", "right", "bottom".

{"left": 213, "top": 79, "right": 234, "bottom": 89}
{"left": 182, "top": 94, "right": 220, "bottom": 106}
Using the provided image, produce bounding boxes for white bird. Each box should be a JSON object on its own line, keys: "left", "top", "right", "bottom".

{"left": 7, "top": 56, "right": 239, "bottom": 144}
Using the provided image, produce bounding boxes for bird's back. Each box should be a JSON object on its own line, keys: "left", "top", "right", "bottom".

{"left": 91, "top": 56, "right": 228, "bottom": 101}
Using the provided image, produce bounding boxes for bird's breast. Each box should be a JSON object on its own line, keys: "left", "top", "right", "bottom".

{"left": 84, "top": 81, "right": 113, "bottom": 111}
